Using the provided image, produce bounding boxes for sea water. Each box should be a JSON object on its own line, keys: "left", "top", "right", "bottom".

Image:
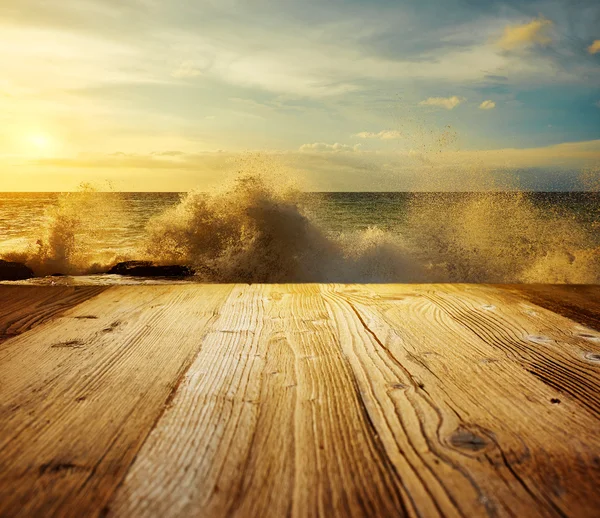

{"left": 0, "top": 181, "right": 598, "bottom": 284}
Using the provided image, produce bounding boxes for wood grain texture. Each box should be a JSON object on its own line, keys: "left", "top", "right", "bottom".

{"left": 0, "top": 284, "right": 233, "bottom": 518}
{"left": 0, "top": 284, "right": 599, "bottom": 518}
{"left": 505, "top": 284, "right": 600, "bottom": 331}
{"left": 109, "top": 284, "right": 407, "bottom": 518}
{"left": 0, "top": 285, "right": 106, "bottom": 343}
{"left": 330, "top": 284, "right": 600, "bottom": 517}
{"left": 426, "top": 285, "right": 600, "bottom": 419}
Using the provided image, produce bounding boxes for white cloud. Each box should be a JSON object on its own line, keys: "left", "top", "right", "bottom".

{"left": 2, "top": 0, "right": 598, "bottom": 172}
{"left": 479, "top": 100, "right": 496, "bottom": 110}
{"left": 589, "top": 40, "right": 600, "bottom": 55}
{"left": 418, "top": 96, "right": 465, "bottom": 110}
{"left": 156, "top": 15, "right": 588, "bottom": 100}
{"left": 497, "top": 17, "right": 553, "bottom": 50}
{"left": 353, "top": 130, "right": 403, "bottom": 140}
{"left": 299, "top": 142, "right": 361, "bottom": 153}
{"left": 1, "top": 9, "right": 587, "bottom": 108}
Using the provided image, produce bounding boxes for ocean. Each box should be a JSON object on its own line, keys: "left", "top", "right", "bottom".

{"left": 1, "top": 183, "right": 599, "bottom": 284}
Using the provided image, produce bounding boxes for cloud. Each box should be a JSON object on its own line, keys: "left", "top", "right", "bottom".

{"left": 353, "top": 130, "right": 403, "bottom": 140}
{"left": 151, "top": 150, "right": 186, "bottom": 157}
{"left": 299, "top": 142, "right": 361, "bottom": 153}
{"left": 440, "top": 139, "right": 600, "bottom": 170}
{"left": 171, "top": 62, "right": 204, "bottom": 78}
{"left": 2, "top": 3, "right": 592, "bottom": 109}
{"left": 497, "top": 17, "right": 553, "bottom": 50}
{"left": 3, "top": 0, "right": 600, "bottom": 177}
{"left": 17, "top": 138, "right": 600, "bottom": 192}
{"left": 589, "top": 40, "right": 600, "bottom": 54}
{"left": 418, "top": 96, "right": 464, "bottom": 110}
{"left": 479, "top": 100, "right": 496, "bottom": 110}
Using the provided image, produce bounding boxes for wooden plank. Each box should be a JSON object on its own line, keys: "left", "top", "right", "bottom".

{"left": 0, "top": 286, "right": 107, "bottom": 343}
{"left": 425, "top": 284, "right": 600, "bottom": 418}
{"left": 1, "top": 284, "right": 599, "bottom": 518}
{"left": 108, "top": 284, "right": 408, "bottom": 518}
{"left": 0, "top": 284, "right": 233, "bottom": 518}
{"left": 324, "top": 284, "right": 600, "bottom": 518}
{"left": 505, "top": 284, "right": 600, "bottom": 331}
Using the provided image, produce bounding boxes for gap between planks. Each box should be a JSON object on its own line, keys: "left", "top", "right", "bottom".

{"left": 0, "top": 284, "right": 234, "bottom": 518}
{"left": 0, "top": 284, "right": 599, "bottom": 518}
{"left": 109, "top": 284, "right": 600, "bottom": 518}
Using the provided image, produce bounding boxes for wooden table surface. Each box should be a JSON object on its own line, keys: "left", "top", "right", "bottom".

{"left": 0, "top": 284, "right": 599, "bottom": 518}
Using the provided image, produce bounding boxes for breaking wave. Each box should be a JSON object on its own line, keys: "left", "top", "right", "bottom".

{"left": 2, "top": 172, "right": 599, "bottom": 283}
{"left": 1, "top": 185, "right": 131, "bottom": 276}
{"left": 142, "top": 175, "right": 425, "bottom": 282}
{"left": 406, "top": 192, "right": 600, "bottom": 283}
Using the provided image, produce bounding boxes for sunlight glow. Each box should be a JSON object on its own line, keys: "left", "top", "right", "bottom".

{"left": 28, "top": 134, "right": 52, "bottom": 151}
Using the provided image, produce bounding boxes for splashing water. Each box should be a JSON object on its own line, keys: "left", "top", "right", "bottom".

{"left": 406, "top": 192, "right": 600, "bottom": 283}
{"left": 2, "top": 185, "right": 132, "bottom": 276}
{"left": 142, "top": 175, "right": 425, "bottom": 282}
{"left": 0, "top": 169, "right": 599, "bottom": 283}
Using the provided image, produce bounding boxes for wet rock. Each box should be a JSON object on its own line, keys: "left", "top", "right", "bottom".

{"left": 107, "top": 261, "right": 195, "bottom": 278}
{"left": 0, "top": 260, "right": 34, "bottom": 281}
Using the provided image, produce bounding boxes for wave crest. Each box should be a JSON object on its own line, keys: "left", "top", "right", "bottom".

{"left": 2, "top": 173, "right": 598, "bottom": 284}
{"left": 143, "top": 175, "right": 424, "bottom": 282}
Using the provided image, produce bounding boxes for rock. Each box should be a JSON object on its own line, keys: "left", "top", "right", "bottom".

{"left": 0, "top": 260, "right": 35, "bottom": 281}
{"left": 107, "top": 261, "right": 152, "bottom": 274}
{"left": 107, "top": 261, "right": 195, "bottom": 278}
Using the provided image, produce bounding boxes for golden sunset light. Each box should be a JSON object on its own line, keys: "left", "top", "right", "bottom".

{"left": 0, "top": 0, "right": 597, "bottom": 191}
{"left": 27, "top": 134, "right": 52, "bottom": 152}
{"left": 0, "top": 2, "right": 599, "bottom": 516}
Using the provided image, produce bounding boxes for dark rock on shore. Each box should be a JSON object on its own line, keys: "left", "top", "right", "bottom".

{"left": 0, "top": 260, "right": 35, "bottom": 281}
{"left": 107, "top": 261, "right": 195, "bottom": 278}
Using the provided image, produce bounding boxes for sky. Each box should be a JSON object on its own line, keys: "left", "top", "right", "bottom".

{"left": 0, "top": 0, "right": 599, "bottom": 191}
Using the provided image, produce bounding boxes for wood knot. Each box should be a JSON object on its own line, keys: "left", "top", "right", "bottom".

{"left": 550, "top": 398, "right": 561, "bottom": 404}
{"left": 102, "top": 321, "right": 121, "bottom": 333}
{"left": 449, "top": 428, "right": 489, "bottom": 452}
{"left": 388, "top": 383, "right": 408, "bottom": 392}
{"left": 481, "top": 305, "right": 496, "bottom": 311}
{"left": 584, "top": 352, "right": 600, "bottom": 363}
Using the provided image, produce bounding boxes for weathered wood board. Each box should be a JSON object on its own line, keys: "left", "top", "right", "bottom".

{"left": 0, "top": 286, "right": 107, "bottom": 344}
{"left": 0, "top": 284, "right": 599, "bottom": 518}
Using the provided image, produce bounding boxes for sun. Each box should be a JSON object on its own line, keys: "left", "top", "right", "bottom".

{"left": 28, "top": 134, "right": 52, "bottom": 151}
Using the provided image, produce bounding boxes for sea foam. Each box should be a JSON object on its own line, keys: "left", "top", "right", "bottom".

{"left": 1, "top": 169, "right": 599, "bottom": 283}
